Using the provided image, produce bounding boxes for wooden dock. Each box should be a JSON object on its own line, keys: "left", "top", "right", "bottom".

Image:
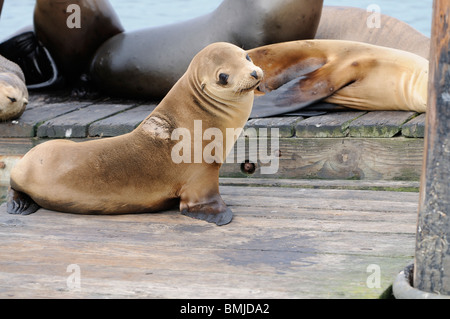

{"left": 0, "top": 178, "right": 418, "bottom": 299}
{"left": 0, "top": 91, "right": 425, "bottom": 182}
{"left": 0, "top": 91, "right": 424, "bottom": 299}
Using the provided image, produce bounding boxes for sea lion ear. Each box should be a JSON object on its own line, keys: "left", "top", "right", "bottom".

{"left": 201, "top": 83, "right": 206, "bottom": 91}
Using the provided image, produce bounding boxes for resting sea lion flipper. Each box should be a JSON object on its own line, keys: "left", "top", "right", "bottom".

{"left": 249, "top": 40, "right": 428, "bottom": 118}
{"left": 181, "top": 194, "right": 233, "bottom": 226}
{"left": 179, "top": 167, "right": 233, "bottom": 226}
{"left": 251, "top": 62, "right": 354, "bottom": 118}
{"left": 7, "top": 188, "right": 40, "bottom": 215}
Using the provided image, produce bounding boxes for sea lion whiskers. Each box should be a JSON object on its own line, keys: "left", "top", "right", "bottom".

{"left": 234, "top": 78, "right": 261, "bottom": 95}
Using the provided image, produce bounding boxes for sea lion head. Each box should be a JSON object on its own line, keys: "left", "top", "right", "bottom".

{"left": 0, "top": 73, "right": 29, "bottom": 121}
{"left": 189, "top": 42, "right": 264, "bottom": 104}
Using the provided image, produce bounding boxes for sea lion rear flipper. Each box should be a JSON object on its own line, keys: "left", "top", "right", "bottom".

{"left": 250, "top": 63, "right": 355, "bottom": 118}
{"left": 6, "top": 188, "right": 40, "bottom": 215}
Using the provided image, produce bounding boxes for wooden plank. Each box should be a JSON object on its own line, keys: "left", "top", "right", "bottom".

{"left": 348, "top": 111, "right": 417, "bottom": 138}
{"left": 0, "top": 101, "right": 95, "bottom": 138}
{"left": 221, "top": 137, "right": 424, "bottom": 181}
{"left": 37, "top": 102, "right": 138, "bottom": 138}
{"left": 0, "top": 136, "right": 425, "bottom": 182}
{"left": 0, "top": 183, "right": 417, "bottom": 298}
{"left": 295, "top": 112, "right": 364, "bottom": 138}
{"left": 402, "top": 113, "right": 426, "bottom": 138}
{"left": 88, "top": 103, "right": 157, "bottom": 137}
{"left": 219, "top": 177, "right": 420, "bottom": 192}
{"left": 245, "top": 117, "right": 304, "bottom": 138}
{"left": 0, "top": 250, "right": 413, "bottom": 299}
{"left": 0, "top": 138, "right": 40, "bottom": 155}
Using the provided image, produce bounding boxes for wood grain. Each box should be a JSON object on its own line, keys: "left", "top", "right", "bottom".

{"left": 0, "top": 183, "right": 418, "bottom": 299}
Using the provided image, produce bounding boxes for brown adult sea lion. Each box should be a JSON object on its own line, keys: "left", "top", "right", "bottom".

{"left": 7, "top": 42, "right": 263, "bottom": 226}
{"left": 33, "top": 0, "right": 124, "bottom": 81}
{"left": 315, "top": 6, "right": 430, "bottom": 59}
{"left": 90, "top": 0, "right": 322, "bottom": 98}
{"left": 248, "top": 40, "right": 428, "bottom": 118}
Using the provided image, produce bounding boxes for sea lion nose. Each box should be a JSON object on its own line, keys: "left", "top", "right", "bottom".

{"left": 250, "top": 70, "right": 259, "bottom": 80}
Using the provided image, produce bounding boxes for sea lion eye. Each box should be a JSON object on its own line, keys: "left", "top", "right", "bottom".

{"left": 246, "top": 54, "right": 252, "bottom": 62}
{"left": 218, "top": 73, "right": 229, "bottom": 85}
{"left": 7, "top": 96, "right": 17, "bottom": 103}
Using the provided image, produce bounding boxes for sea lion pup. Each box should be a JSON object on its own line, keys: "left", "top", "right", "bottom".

{"left": 0, "top": 54, "right": 28, "bottom": 121}
{"left": 316, "top": 6, "right": 430, "bottom": 59}
{"left": 247, "top": 40, "right": 428, "bottom": 118}
{"left": 90, "top": 0, "right": 322, "bottom": 98}
{"left": 7, "top": 42, "right": 263, "bottom": 226}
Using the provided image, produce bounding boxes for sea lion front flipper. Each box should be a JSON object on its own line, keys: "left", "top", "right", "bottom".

{"left": 182, "top": 205, "right": 233, "bottom": 226}
{"left": 181, "top": 192, "right": 233, "bottom": 226}
{"left": 179, "top": 168, "right": 233, "bottom": 226}
{"left": 6, "top": 188, "right": 40, "bottom": 215}
{"left": 250, "top": 62, "right": 356, "bottom": 118}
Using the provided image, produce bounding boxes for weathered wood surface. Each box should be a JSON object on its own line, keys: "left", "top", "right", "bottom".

{"left": 0, "top": 91, "right": 426, "bottom": 181}
{"left": 295, "top": 112, "right": 365, "bottom": 138}
{"left": 0, "top": 92, "right": 425, "bottom": 139}
{"left": 222, "top": 137, "right": 424, "bottom": 181}
{"left": 402, "top": 114, "right": 426, "bottom": 138}
{"left": 415, "top": 0, "right": 450, "bottom": 296}
{"left": 348, "top": 112, "right": 417, "bottom": 138}
{"left": 0, "top": 180, "right": 418, "bottom": 299}
{"left": 0, "top": 136, "right": 425, "bottom": 183}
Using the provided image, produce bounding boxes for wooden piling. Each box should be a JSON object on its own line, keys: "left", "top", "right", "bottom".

{"left": 414, "top": 0, "right": 450, "bottom": 295}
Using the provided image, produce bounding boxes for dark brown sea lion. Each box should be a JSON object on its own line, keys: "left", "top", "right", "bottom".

{"left": 89, "top": 0, "right": 323, "bottom": 98}
{"left": 33, "top": 0, "right": 124, "bottom": 81}
{"left": 7, "top": 42, "right": 263, "bottom": 226}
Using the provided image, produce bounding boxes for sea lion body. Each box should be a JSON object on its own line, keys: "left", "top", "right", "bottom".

{"left": 33, "top": 0, "right": 123, "bottom": 80}
{"left": 248, "top": 40, "right": 428, "bottom": 118}
{"left": 8, "top": 42, "right": 263, "bottom": 226}
{"left": 316, "top": 6, "right": 430, "bottom": 59}
{"left": 90, "top": 0, "right": 322, "bottom": 98}
{"left": 0, "top": 54, "right": 28, "bottom": 121}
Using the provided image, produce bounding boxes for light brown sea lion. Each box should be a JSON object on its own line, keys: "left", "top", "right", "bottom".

{"left": 7, "top": 42, "right": 263, "bottom": 226}
{"left": 248, "top": 40, "right": 428, "bottom": 118}
{"left": 90, "top": 0, "right": 323, "bottom": 98}
{"left": 0, "top": 54, "right": 28, "bottom": 121}
{"left": 33, "top": 0, "right": 124, "bottom": 81}
{"left": 315, "top": 6, "right": 430, "bottom": 59}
